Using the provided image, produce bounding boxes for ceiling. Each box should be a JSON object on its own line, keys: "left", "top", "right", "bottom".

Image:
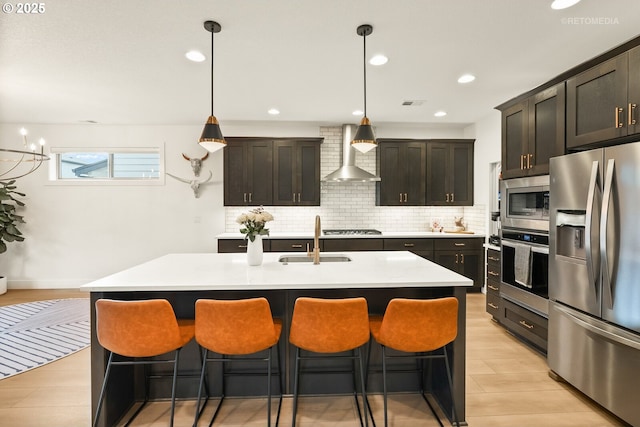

{"left": 1, "top": 0, "right": 640, "bottom": 128}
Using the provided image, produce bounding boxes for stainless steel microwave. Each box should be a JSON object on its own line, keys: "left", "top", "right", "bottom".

{"left": 500, "top": 175, "right": 550, "bottom": 232}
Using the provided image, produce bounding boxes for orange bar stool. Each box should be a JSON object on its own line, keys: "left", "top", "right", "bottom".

{"left": 193, "top": 297, "right": 283, "bottom": 427}
{"left": 368, "top": 297, "right": 460, "bottom": 427}
{"left": 289, "top": 297, "right": 370, "bottom": 427}
{"left": 93, "top": 299, "right": 195, "bottom": 427}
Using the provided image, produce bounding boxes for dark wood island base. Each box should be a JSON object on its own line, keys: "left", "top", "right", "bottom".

{"left": 89, "top": 286, "right": 467, "bottom": 427}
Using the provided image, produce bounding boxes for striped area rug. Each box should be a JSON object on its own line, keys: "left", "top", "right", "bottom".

{"left": 0, "top": 298, "right": 90, "bottom": 379}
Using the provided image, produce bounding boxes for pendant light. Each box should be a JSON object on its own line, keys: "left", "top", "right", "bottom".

{"left": 351, "top": 24, "right": 377, "bottom": 154}
{"left": 199, "top": 20, "right": 226, "bottom": 153}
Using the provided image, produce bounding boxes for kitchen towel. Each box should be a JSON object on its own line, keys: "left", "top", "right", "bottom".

{"left": 514, "top": 243, "right": 532, "bottom": 288}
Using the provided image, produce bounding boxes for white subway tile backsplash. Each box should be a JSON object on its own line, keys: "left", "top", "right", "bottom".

{"left": 225, "top": 126, "right": 487, "bottom": 235}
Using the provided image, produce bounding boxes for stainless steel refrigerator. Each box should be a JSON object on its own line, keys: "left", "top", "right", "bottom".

{"left": 549, "top": 142, "right": 640, "bottom": 427}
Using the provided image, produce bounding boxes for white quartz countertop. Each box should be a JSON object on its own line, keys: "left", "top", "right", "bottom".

{"left": 80, "top": 251, "right": 473, "bottom": 292}
{"left": 217, "top": 231, "right": 485, "bottom": 239}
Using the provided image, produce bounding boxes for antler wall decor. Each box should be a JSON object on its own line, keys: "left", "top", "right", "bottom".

{"left": 182, "top": 152, "right": 208, "bottom": 177}
{"left": 166, "top": 152, "right": 213, "bottom": 198}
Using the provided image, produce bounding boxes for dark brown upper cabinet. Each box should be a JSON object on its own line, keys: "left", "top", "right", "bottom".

{"left": 224, "top": 138, "right": 273, "bottom": 206}
{"left": 224, "top": 137, "right": 321, "bottom": 207}
{"left": 500, "top": 83, "right": 565, "bottom": 179}
{"left": 567, "top": 46, "right": 640, "bottom": 149}
{"left": 376, "top": 140, "right": 426, "bottom": 206}
{"left": 273, "top": 140, "right": 321, "bottom": 206}
{"left": 426, "top": 140, "right": 474, "bottom": 206}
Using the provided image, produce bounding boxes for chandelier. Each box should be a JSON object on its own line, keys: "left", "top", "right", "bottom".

{"left": 0, "top": 128, "right": 50, "bottom": 181}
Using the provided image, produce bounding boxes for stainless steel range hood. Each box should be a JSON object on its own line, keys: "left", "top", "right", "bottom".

{"left": 322, "top": 124, "right": 380, "bottom": 182}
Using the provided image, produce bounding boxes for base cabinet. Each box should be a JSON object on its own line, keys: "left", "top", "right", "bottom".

{"left": 500, "top": 298, "right": 548, "bottom": 353}
{"left": 383, "top": 238, "right": 434, "bottom": 261}
{"left": 218, "top": 237, "right": 482, "bottom": 292}
{"left": 322, "top": 238, "right": 384, "bottom": 252}
{"left": 269, "top": 239, "right": 318, "bottom": 252}
{"left": 434, "top": 238, "right": 483, "bottom": 292}
{"left": 218, "top": 238, "right": 270, "bottom": 253}
{"left": 485, "top": 248, "right": 501, "bottom": 319}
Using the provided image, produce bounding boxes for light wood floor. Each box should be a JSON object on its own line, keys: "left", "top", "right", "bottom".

{"left": 0, "top": 289, "right": 629, "bottom": 427}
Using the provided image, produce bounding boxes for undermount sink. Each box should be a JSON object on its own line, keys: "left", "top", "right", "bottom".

{"left": 278, "top": 254, "right": 352, "bottom": 264}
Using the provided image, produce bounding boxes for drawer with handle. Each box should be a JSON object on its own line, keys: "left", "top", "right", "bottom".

{"left": 435, "top": 238, "right": 483, "bottom": 251}
{"left": 383, "top": 238, "right": 434, "bottom": 251}
{"left": 486, "top": 292, "right": 501, "bottom": 317}
{"left": 501, "top": 298, "right": 548, "bottom": 351}
{"left": 270, "top": 239, "right": 319, "bottom": 252}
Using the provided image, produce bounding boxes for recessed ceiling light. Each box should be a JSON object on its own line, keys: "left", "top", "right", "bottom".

{"left": 457, "top": 74, "right": 476, "bottom": 84}
{"left": 185, "top": 50, "right": 206, "bottom": 62}
{"left": 434, "top": 111, "right": 447, "bottom": 117}
{"left": 551, "top": 0, "right": 581, "bottom": 10}
{"left": 268, "top": 108, "right": 280, "bottom": 115}
{"left": 369, "top": 54, "right": 388, "bottom": 66}
{"left": 352, "top": 109, "right": 364, "bottom": 116}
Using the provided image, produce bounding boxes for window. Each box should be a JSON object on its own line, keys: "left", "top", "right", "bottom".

{"left": 49, "top": 147, "right": 164, "bottom": 185}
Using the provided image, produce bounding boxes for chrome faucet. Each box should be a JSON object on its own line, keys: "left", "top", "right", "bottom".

{"left": 310, "top": 215, "right": 321, "bottom": 264}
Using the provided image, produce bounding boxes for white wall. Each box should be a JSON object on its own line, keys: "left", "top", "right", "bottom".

{"left": 0, "top": 119, "right": 501, "bottom": 289}
{"left": 464, "top": 111, "right": 502, "bottom": 237}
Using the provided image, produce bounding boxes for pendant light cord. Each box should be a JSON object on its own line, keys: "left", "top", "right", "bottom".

{"left": 210, "top": 28, "right": 214, "bottom": 116}
{"left": 363, "top": 32, "right": 367, "bottom": 117}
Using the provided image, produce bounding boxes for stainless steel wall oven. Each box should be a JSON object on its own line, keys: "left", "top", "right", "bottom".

{"left": 501, "top": 229, "right": 549, "bottom": 316}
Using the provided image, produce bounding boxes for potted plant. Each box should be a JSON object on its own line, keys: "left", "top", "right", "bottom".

{"left": 0, "top": 180, "right": 26, "bottom": 294}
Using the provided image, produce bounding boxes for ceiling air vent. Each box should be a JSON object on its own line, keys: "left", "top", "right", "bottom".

{"left": 402, "top": 100, "right": 425, "bottom": 106}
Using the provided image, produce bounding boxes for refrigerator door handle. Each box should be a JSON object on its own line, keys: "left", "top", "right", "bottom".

{"left": 556, "top": 303, "right": 640, "bottom": 350}
{"left": 601, "top": 158, "right": 616, "bottom": 310}
{"left": 585, "top": 161, "right": 600, "bottom": 295}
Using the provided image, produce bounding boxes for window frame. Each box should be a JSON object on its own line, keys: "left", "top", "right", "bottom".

{"left": 48, "top": 145, "right": 165, "bottom": 186}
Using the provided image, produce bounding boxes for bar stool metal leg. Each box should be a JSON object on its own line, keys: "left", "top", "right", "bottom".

{"left": 93, "top": 352, "right": 114, "bottom": 427}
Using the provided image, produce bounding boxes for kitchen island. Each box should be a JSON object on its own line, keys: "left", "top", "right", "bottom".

{"left": 82, "top": 251, "right": 471, "bottom": 426}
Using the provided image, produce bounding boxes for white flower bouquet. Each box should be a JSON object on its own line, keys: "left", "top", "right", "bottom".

{"left": 236, "top": 206, "right": 274, "bottom": 242}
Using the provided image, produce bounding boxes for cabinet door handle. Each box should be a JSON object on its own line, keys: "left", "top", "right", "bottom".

{"left": 488, "top": 302, "right": 498, "bottom": 309}
{"left": 248, "top": 193, "right": 252, "bottom": 203}
{"left": 527, "top": 153, "right": 533, "bottom": 169}
{"left": 399, "top": 193, "right": 403, "bottom": 203}
{"left": 291, "top": 244, "right": 303, "bottom": 249}
{"left": 455, "top": 254, "right": 459, "bottom": 264}
{"left": 488, "top": 256, "right": 500, "bottom": 261}
{"left": 520, "top": 154, "right": 524, "bottom": 170}
{"left": 446, "top": 193, "right": 450, "bottom": 202}
{"left": 615, "top": 106, "right": 624, "bottom": 128}
{"left": 451, "top": 193, "right": 454, "bottom": 203}
{"left": 519, "top": 320, "right": 534, "bottom": 330}
{"left": 238, "top": 244, "right": 248, "bottom": 249}
{"left": 461, "top": 253, "right": 464, "bottom": 264}
{"left": 488, "top": 284, "right": 499, "bottom": 291}
{"left": 454, "top": 242, "right": 465, "bottom": 247}
{"left": 488, "top": 271, "right": 500, "bottom": 277}
{"left": 403, "top": 243, "right": 414, "bottom": 248}
{"left": 404, "top": 193, "right": 408, "bottom": 202}
{"left": 298, "top": 193, "right": 301, "bottom": 203}
{"left": 629, "top": 103, "right": 637, "bottom": 125}
{"left": 243, "top": 193, "right": 247, "bottom": 203}
{"left": 293, "top": 193, "right": 296, "bottom": 203}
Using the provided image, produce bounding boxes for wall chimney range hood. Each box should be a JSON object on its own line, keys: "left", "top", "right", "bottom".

{"left": 322, "top": 124, "right": 380, "bottom": 182}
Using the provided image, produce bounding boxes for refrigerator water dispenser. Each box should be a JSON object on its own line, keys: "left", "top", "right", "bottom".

{"left": 555, "top": 211, "right": 586, "bottom": 260}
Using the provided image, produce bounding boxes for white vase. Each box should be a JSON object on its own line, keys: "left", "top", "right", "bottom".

{"left": 246, "top": 235, "right": 264, "bottom": 266}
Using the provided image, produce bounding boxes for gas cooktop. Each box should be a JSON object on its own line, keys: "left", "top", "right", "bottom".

{"left": 323, "top": 229, "right": 382, "bottom": 236}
